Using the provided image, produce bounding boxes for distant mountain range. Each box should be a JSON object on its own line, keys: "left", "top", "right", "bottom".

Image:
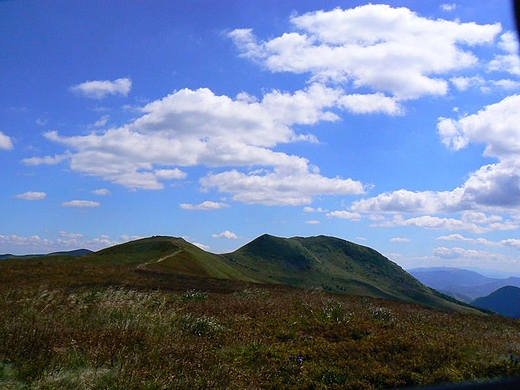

{"left": 2, "top": 235, "right": 478, "bottom": 313}
{"left": 409, "top": 267, "right": 520, "bottom": 302}
{"left": 472, "top": 286, "right": 520, "bottom": 319}
{"left": 0, "top": 248, "right": 93, "bottom": 260}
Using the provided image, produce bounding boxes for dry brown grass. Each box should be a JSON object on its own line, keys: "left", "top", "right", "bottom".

{"left": 1, "top": 258, "right": 520, "bottom": 389}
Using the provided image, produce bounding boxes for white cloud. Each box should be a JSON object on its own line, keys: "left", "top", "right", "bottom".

{"left": 352, "top": 189, "right": 463, "bottom": 214}
{"left": 230, "top": 5, "right": 500, "bottom": 99}
{"left": 22, "top": 154, "right": 68, "bottom": 166}
{"left": 338, "top": 93, "right": 403, "bottom": 115}
{"left": 303, "top": 206, "right": 327, "bottom": 213}
{"left": 62, "top": 200, "right": 100, "bottom": 208}
{"left": 436, "top": 233, "right": 498, "bottom": 246}
{"left": 15, "top": 191, "right": 46, "bottom": 200}
{"left": 41, "top": 85, "right": 366, "bottom": 203}
{"left": 433, "top": 246, "right": 512, "bottom": 263}
{"left": 488, "top": 32, "right": 520, "bottom": 75}
{"left": 372, "top": 213, "right": 517, "bottom": 233}
{"left": 450, "top": 76, "right": 486, "bottom": 91}
{"left": 439, "top": 95, "right": 520, "bottom": 157}
{"left": 70, "top": 78, "right": 132, "bottom": 99}
{"left": 180, "top": 201, "right": 229, "bottom": 210}
{"left": 326, "top": 210, "right": 362, "bottom": 220}
{"left": 352, "top": 95, "right": 520, "bottom": 217}
{"left": 305, "top": 220, "right": 320, "bottom": 224}
{"left": 211, "top": 230, "right": 239, "bottom": 239}
{"left": 437, "top": 234, "right": 520, "bottom": 251}
{"left": 201, "top": 169, "right": 364, "bottom": 206}
{"left": 501, "top": 239, "right": 520, "bottom": 250}
{"left": 0, "top": 131, "right": 13, "bottom": 150}
{"left": 92, "top": 115, "right": 110, "bottom": 128}
{"left": 440, "top": 4, "right": 457, "bottom": 12}
{"left": 390, "top": 237, "right": 410, "bottom": 243}
{"left": 182, "top": 236, "right": 211, "bottom": 251}
{"left": 92, "top": 188, "right": 111, "bottom": 196}
{"left": 0, "top": 233, "right": 117, "bottom": 253}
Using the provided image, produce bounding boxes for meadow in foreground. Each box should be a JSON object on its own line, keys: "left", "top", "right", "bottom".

{"left": 1, "top": 283, "right": 520, "bottom": 389}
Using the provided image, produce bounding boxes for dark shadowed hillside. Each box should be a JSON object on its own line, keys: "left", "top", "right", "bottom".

{"left": 472, "top": 286, "right": 520, "bottom": 318}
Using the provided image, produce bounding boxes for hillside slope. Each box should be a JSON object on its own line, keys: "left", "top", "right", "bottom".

{"left": 91, "top": 236, "right": 253, "bottom": 281}
{"left": 14, "top": 234, "right": 475, "bottom": 312}
{"left": 472, "top": 286, "right": 520, "bottom": 318}
{"left": 223, "top": 234, "right": 475, "bottom": 312}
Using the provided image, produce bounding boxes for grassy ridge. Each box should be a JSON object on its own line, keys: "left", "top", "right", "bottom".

{"left": 224, "top": 234, "right": 477, "bottom": 312}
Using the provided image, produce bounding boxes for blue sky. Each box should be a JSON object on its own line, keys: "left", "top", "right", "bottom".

{"left": 1, "top": 1, "right": 520, "bottom": 273}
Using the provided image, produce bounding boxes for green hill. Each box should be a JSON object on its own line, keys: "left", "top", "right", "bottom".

{"left": 2, "top": 234, "right": 476, "bottom": 312}
{"left": 89, "top": 235, "right": 256, "bottom": 281}
{"left": 223, "top": 234, "right": 473, "bottom": 312}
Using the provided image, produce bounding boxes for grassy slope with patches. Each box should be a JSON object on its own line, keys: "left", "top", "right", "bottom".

{"left": 223, "top": 234, "right": 477, "bottom": 312}
{"left": 0, "top": 234, "right": 476, "bottom": 312}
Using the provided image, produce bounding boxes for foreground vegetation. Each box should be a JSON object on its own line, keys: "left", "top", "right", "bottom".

{"left": 1, "top": 280, "right": 520, "bottom": 389}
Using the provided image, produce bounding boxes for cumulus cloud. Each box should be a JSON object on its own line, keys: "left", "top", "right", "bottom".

{"left": 211, "top": 230, "right": 239, "bottom": 239}
{"left": 438, "top": 95, "right": 520, "bottom": 156}
{"left": 352, "top": 95, "right": 520, "bottom": 218}
{"left": 372, "top": 212, "right": 517, "bottom": 234}
{"left": 62, "top": 200, "right": 100, "bottom": 208}
{"left": 488, "top": 32, "right": 520, "bottom": 75}
{"left": 180, "top": 201, "right": 229, "bottom": 210}
{"left": 70, "top": 78, "right": 132, "bottom": 99}
{"left": 230, "top": 4, "right": 500, "bottom": 99}
{"left": 0, "top": 131, "right": 13, "bottom": 150}
{"left": 39, "top": 85, "right": 365, "bottom": 203}
{"left": 15, "top": 191, "right": 47, "bottom": 200}
{"left": 201, "top": 169, "right": 364, "bottom": 206}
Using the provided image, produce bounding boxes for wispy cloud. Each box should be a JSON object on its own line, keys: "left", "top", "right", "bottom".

{"left": 15, "top": 191, "right": 46, "bottom": 200}
{"left": 92, "top": 188, "right": 111, "bottom": 196}
{"left": 390, "top": 237, "right": 411, "bottom": 243}
{"left": 22, "top": 154, "right": 68, "bottom": 166}
{"left": 62, "top": 200, "right": 100, "bottom": 208}
{"left": 326, "top": 210, "right": 362, "bottom": 221}
{"left": 180, "top": 201, "right": 229, "bottom": 210}
{"left": 70, "top": 78, "right": 132, "bottom": 99}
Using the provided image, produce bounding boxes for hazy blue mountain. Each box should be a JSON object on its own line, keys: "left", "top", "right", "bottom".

{"left": 409, "top": 267, "right": 520, "bottom": 302}
{"left": 472, "top": 286, "right": 520, "bottom": 318}
{"left": 0, "top": 249, "right": 93, "bottom": 260}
